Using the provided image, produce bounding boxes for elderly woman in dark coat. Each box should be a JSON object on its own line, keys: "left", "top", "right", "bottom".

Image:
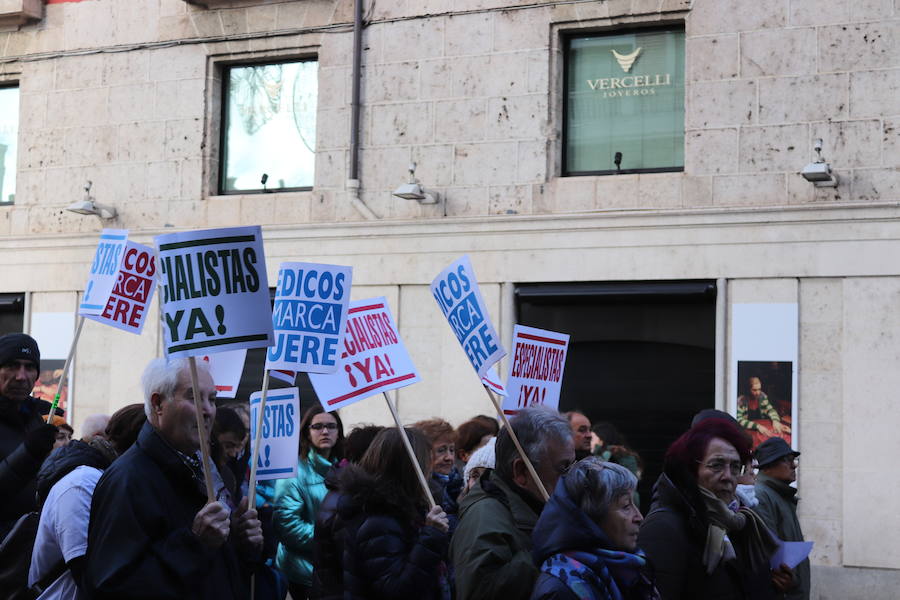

{"left": 531, "top": 458, "right": 659, "bottom": 600}
{"left": 336, "top": 427, "right": 450, "bottom": 600}
{"left": 637, "top": 418, "right": 786, "bottom": 600}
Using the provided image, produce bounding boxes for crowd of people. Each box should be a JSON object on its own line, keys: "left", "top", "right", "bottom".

{"left": 0, "top": 332, "right": 810, "bottom": 600}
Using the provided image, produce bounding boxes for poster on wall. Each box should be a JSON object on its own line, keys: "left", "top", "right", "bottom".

{"left": 730, "top": 303, "right": 798, "bottom": 450}
{"left": 29, "top": 312, "right": 75, "bottom": 415}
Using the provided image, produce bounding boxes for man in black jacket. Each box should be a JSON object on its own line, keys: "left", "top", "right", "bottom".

{"left": 84, "top": 357, "right": 263, "bottom": 599}
{"left": 0, "top": 333, "right": 57, "bottom": 539}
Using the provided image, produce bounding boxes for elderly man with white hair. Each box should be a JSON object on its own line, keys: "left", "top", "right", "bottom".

{"left": 83, "top": 358, "right": 262, "bottom": 600}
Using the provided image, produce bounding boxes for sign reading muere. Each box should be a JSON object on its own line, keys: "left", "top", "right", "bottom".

{"left": 155, "top": 226, "right": 273, "bottom": 358}
{"left": 502, "top": 325, "right": 569, "bottom": 415}
{"left": 309, "top": 298, "right": 420, "bottom": 411}
{"left": 86, "top": 240, "right": 157, "bottom": 334}
{"left": 431, "top": 255, "right": 505, "bottom": 378}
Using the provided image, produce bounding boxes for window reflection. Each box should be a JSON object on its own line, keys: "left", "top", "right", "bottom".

{"left": 0, "top": 86, "right": 19, "bottom": 204}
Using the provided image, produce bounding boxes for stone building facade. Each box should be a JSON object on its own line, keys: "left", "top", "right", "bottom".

{"left": 1, "top": 0, "right": 899, "bottom": 595}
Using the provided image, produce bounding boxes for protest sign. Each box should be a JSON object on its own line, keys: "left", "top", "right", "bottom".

{"left": 154, "top": 226, "right": 273, "bottom": 358}
{"left": 265, "top": 262, "right": 352, "bottom": 374}
{"left": 249, "top": 387, "right": 300, "bottom": 481}
{"left": 309, "top": 297, "right": 420, "bottom": 411}
{"left": 199, "top": 349, "right": 247, "bottom": 398}
{"left": 270, "top": 369, "right": 297, "bottom": 385}
{"left": 78, "top": 229, "right": 128, "bottom": 316}
{"left": 481, "top": 364, "right": 507, "bottom": 397}
{"left": 502, "top": 325, "right": 570, "bottom": 416}
{"left": 431, "top": 255, "right": 505, "bottom": 378}
{"left": 86, "top": 241, "right": 157, "bottom": 334}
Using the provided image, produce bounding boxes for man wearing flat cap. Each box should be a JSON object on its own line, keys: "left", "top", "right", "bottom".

{"left": 0, "top": 333, "right": 58, "bottom": 538}
{"left": 754, "top": 437, "right": 809, "bottom": 600}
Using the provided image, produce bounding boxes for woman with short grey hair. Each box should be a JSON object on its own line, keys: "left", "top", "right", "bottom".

{"left": 530, "top": 457, "right": 660, "bottom": 600}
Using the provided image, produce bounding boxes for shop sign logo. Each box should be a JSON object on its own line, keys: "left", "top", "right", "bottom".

{"left": 611, "top": 47, "right": 642, "bottom": 72}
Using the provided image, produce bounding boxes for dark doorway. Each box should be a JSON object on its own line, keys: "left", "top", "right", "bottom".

{"left": 516, "top": 281, "right": 716, "bottom": 513}
{"left": 0, "top": 293, "right": 25, "bottom": 336}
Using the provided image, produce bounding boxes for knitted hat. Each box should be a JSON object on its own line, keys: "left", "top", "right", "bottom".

{"left": 464, "top": 436, "right": 496, "bottom": 482}
{"left": 0, "top": 333, "right": 40, "bottom": 371}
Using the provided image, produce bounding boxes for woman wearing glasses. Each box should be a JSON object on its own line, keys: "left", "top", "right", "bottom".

{"left": 273, "top": 405, "right": 345, "bottom": 600}
{"left": 638, "top": 418, "right": 783, "bottom": 600}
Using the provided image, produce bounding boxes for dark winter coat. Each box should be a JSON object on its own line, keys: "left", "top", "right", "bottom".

{"left": 450, "top": 470, "right": 541, "bottom": 600}
{"left": 336, "top": 464, "right": 449, "bottom": 600}
{"left": 638, "top": 473, "right": 776, "bottom": 600}
{"left": 0, "top": 396, "right": 50, "bottom": 538}
{"left": 311, "top": 461, "right": 345, "bottom": 600}
{"left": 754, "top": 474, "right": 810, "bottom": 600}
{"left": 84, "top": 422, "right": 253, "bottom": 600}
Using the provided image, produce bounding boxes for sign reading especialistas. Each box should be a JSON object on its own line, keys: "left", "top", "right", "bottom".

{"left": 309, "top": 297, "right": 420, "bottom": 411}
{"left": 78, "top": 229, "right": 129, "bottom": 317}
{"left": 86, "top": 241, "right": 157, "bottom": 334}
{"left": 154, "top": 226, "right": 273, "bottom": 358}
{"left": 502, "top": 325, "right": 569, "bottom": 415}
{"left": 265, "top": 262, "right": 353, "bottom": 374}
{"left": 431, "top": 255, "right": 505, "bottom": 378}
{"left": 249, "top": 387, "right": 300, "bottom": 481}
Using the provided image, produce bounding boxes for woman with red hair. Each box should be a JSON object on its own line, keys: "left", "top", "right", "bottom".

{"left": 638, "top": 418, "right": 787, "bottom": 599}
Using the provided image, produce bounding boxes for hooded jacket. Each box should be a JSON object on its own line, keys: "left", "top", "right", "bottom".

{"left": 450, "top": 470, "right": 541, "bottom": 600}
{"left": 638, "top": 473, "right": 775, "bottom": 600}
{"left": 272, "top": 449, "right": 333, "bottom": 586}
{"left": 84, "top": 422, "right": 252, "bottom": 600}
{"left": 336, "top": 464, "right": 448, "bottom": 600}
{"left": 530, "top": 478, "right": 659, "bottom": 600}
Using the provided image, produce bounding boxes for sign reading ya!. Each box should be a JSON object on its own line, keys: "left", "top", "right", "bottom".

{"left": 265, "top": 262, "right": 352, "bottom": 374}
{"left": 431, "top": 255, "right": 505, "bottom": 378}
{"left": 309, "top": 297, "right": 420, "bottom": 411}
{"left": 155, "top": 226, "right": 273, "bottom": 358}
{"left": 86, "top": 240, "right": 157, "bottom": 334}
{"left": 502, "top": 325, "right": 569, "bottom": 415}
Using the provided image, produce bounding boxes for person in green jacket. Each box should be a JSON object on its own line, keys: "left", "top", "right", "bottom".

{"left": 273, "top": 405, "right": 345, "bottom": 600}
{"left": 753, "top": 437, "right": 810, "bottom": 600}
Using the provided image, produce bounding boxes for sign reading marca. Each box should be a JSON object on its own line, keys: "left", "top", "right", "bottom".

{"left": 155, "top": 226, "right": 273, "bottom": 358}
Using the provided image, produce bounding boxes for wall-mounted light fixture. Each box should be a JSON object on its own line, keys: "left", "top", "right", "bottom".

{"left": 392, "top": 163, "right": 438, "bottom": 205}
{"left": 66, "top": 181, "right": 118, "bottom": 220}
{"left": 801, "top": 139, "right": 838, "bottom": 188}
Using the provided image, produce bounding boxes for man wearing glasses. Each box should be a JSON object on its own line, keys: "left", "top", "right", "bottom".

{"left": 754, "top": 437, "right": 809, "bottom": 600}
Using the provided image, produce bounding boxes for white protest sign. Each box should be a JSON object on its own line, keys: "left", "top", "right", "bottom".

{"left": 249, "top": 387, "right": 300, "bottom": 481}
{"left": 270, "top": 369, "right": 297, "bottom": 385}
{"left": 155, "top": 226, "right": 273, "bottom": 358}
{"left": 78, "top": 229, "right": 129, "bottom": 316}
{"left": 85, "top": 241, "right": 157, "bottom": 334}
{"left": 502, "top": 325, "right": 569, "bottom": 416}
{"left": 309, "top": 297, "right": 420, "bottom": 411}
{"left": 265, "top": 262, "right": 352, "bottom": 374}
{"left": 199, "top": 349, "right": 247, "bottom": 398}
{"left": 481, "top": 364, "right": 507, "bottom": 397}
{"left": 431, "top": 255, "right": 505, "bottom": 378}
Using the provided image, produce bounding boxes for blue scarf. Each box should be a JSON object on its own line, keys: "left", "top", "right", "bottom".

{"left": 540, "top": 548, "right": 656, "bottom": 600}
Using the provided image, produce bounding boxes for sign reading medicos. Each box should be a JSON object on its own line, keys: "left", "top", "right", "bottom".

{"left": 154, "top": 226, "right": 273, "bottom": 358}
{"left": 265, "top": 262, "right": 353, "bottom": 374}
{"left": 78, "top": 229, "right": 128, "bottom": 316}
{"left": 86, "top": 241, "right": 157, "bottom": 334}
{"left": 431, "top": 255, "right": 505, "bottom": 378}
{"left": 502, "top": 325, "right": 569, "bottom": 416}
{"left": 309, "top": 297, "right": 420, "bottom": 412}
{"left": 249, "top": 387, "right": 300, "bottom": 481}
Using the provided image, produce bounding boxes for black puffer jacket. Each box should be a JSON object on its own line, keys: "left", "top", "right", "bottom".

{"left": 311, "top": 461, "right": 345, "bottom": 600}
{"left": 0, "top": 396, "right": 51, "bottom": 537}
{"left": 336, "top": 464, "right": 448, "bottom": 600}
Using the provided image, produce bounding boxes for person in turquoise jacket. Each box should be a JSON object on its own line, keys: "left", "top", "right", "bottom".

{"left": 273, "top": 405, "right": 345, "bottom": 600}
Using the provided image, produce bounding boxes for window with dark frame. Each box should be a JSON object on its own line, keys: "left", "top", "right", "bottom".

{"left": 563, "top": 27, "right": 685, "bottom": 176}
{"left": 220, "top": 59, "right": 318, "bottom": 195}
{"left": 0, "top": 85, "right": 19, "bottom": 204}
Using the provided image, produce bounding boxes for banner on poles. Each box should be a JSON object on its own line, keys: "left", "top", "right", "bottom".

{"left": 265, "top": 262, "right": 352, "bottom": 374}
{"left": 431, "top": 255, "right": 505, "bottom": 378}
{"left": 78, "top": 229, "right": 129, "bottom": 317}
{"left": 502, "top": 325, "right": 569, "bottom": 415}
{"left": 86, "top": 241, "right": 157, "bottom": 334}
{"left": 249, "top": 387, "right": 300, "bottom": 481}
{"left": 199, "top": 349, "right": 247, "bottom": 398}
{"left": 155, "top": 226, "right": 273, "bottom": 358}
{"left": 309, "top": 297, "right": 420, "bottom": 411}
{"left": 481, "top": 364, "right": 507, "bottom": 397}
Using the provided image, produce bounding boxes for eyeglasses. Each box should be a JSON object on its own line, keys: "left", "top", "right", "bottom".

{"left": 310, "top": 423, "right": 338, "bottom": 431}
{"left": 697, "top": 459, "right": 746, "bottom": 476}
